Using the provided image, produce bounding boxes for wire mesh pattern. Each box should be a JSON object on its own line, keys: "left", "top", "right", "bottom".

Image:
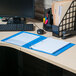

{"left": 57, "top": 0, "right": 76, "bottom": 37}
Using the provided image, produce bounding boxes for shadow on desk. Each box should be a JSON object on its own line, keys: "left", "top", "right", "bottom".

{"left": 0, "top": 46, "right": 76, "bottom": 76}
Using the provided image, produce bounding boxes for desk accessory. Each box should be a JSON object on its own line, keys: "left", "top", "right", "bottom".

{"left": 37, "top": 29, "right": 45, "bottom": 34}
{"left": 1, "top": 31, "right": 75, "bottom": 56}
{"left": 43, "top": 8, "right": 53, "bottom": 32}
{"left": 52, "top": 0, "right": 76, "bottom": 39}
{"left": 33, "top": 23, "right": 45, "bottom": 35}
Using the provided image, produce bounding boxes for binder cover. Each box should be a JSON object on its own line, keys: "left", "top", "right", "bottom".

{"left": 1, "top": 31, "right": 75, "bottom": 56}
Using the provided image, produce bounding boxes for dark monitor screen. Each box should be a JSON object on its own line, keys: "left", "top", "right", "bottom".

{"left": 0, "top": 0, "right": 34, "bottom": 18}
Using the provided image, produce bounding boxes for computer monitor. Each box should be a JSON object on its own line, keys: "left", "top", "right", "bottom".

{"left": 0, "top": 0, "right": 34, "bottom": 24}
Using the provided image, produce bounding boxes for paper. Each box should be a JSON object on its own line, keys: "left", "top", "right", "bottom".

{"left": 52, "top": 0, "right": 72, "bottom": 25}
{"left": 5, "top": 33, "right": 39, "bottom": 46}
{"left": 31, "top": 37, "right": 69, "bottom": 54}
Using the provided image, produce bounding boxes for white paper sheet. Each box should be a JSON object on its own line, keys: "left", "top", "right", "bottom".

{"left": 31, "top": 37, "right": 69, "bottom": 54}
{"left": 5, "top": 33, "right": 39, "bottom": 46}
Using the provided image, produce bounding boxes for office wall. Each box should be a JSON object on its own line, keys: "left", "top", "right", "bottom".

{"left": 35, "top": 0, "right": 44, "bottom": 20}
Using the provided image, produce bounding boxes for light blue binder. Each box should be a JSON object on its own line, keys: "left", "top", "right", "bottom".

{"left": 1, "top": 31, "right": 75, "bottom": 56}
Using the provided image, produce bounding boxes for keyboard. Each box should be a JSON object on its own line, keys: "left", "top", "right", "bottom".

{"left": 0, "top": 24, "right": 34, "bottom": 31}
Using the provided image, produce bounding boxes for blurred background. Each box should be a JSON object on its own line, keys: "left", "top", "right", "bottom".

{"left": 35, "top": 0, "right": 62, "bottom": 21}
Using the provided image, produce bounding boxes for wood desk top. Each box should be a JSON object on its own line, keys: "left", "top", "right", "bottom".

{"left": 0, "top": 21, "right": 76, "bottom": 74}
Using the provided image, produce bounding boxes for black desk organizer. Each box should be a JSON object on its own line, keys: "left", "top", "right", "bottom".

{"left": 52, "top": 0, "right": 76, "bottom": 39}
{"left": 43, "top": 8, "right": 53, "bottom": 32}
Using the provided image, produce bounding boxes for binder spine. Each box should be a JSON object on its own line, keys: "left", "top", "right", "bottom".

{"left": 52, "top": 0, "right": 76, "bottom": 39}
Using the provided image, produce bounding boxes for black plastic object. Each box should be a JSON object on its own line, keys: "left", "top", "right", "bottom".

{"left": 43, "top": 24, "right": 52, "bottom": 32}
{"left": 43, "top": 8, "right": 53, "bottom": 32}
{"left": 37, "top": 29, "right": 44, "bottom": 34}
{"left": 0, "top": 24, "right": 34, "bottom": 31}
{"left": 52, "top": 0, "right": 76, "bottom": 39}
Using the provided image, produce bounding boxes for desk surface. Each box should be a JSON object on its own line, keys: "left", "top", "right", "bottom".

{"left": 0, "top": 21, "right": 76, "bottom": 74}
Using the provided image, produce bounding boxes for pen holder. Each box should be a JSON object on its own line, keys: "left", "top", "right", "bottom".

{"left": 52, "top": 0, "right": 76, "bottom": 39}
{"left": 43, "top": 8, "right": 53, "bottom": 32}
